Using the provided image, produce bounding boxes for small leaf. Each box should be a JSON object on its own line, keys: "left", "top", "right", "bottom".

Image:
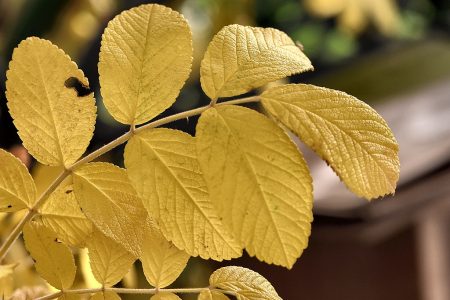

{"left": 39, "top": 181, "right": 93, "bottom": 247}
{"left": 198, "top": 290, "right": 230, "bottom": 300}
{"left": 99, "top": 3, "right": 193, "bottom": 125}
{"left": 0, "top": 149, "right": 36, "bottom": 212}
{"left": 125, "top": 128, "right": 242, "bottom": 260}
{"left": 86, "top": 228, "right": 136, "bottom": 287}
{"left": 23, "top": 221, "right": 76, "bottom": 290}
{"left": 6, "top": 37, "right": 96, "bottom": 167}
{"left": 58, "top": 294, "right": 83, "bottom": 300}
{"left": 90, "top": 292, "right": 121, "bottom": 300}
{"left": 73, "top": 162, "right": 147, "bottom": 257}
{"left": 200, "top": 24, "right": 312, "bottom": 99}
{"left": 209, "top": 266, "right": 281, "bottom": 300}
{"left": 196, "top": 106, "right": 312, "bottom": 268}
{"left": 261, "top": 84, "right": 400, "bottom": 199}
{"left": 140, "top": 218, "right": 189, "bottom": 288}
{"left": 151, "top": 293, "right": 181, "bottom": 300}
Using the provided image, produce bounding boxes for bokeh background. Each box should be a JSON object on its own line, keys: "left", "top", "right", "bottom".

{"left": 1, "top": 0, "right": 449, "bottom": 299}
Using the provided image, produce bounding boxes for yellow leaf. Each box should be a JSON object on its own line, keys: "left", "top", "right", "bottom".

{"left": 151, "top": 293, "right": 181, "bottom": 300}
{"left": 79, "top": 248, "right": 102, "bottom": 288}
{"left": 125, "top": 128, "right": 241, "bottom": 260}
{"left": 200, "top": 24, "right": 312, "bottom": 100}
{"left": 6, "top": 37, "right": 96, "bottom": 167}
{"left": 261, "top": 84, "right": 400, "bottom": 199}
{"left": 90, "top": 292, "right": 121, "bottom": 300}
{"left": 140, "top": 218, "right": 189, "bottom": 288}
{"left": 196, "top": 106, "right": 312, "bottom": 268}
{"left": 86, "top": 228, "right": 136, "bottom": 287}
{"left": 0, "top": 264, "right": 17, "bottom": 279}
{"left": 58, "top": 294, "right": 83, "bottom": 300}
{"left": 23, "top": 221, "right": 76, "bottom": 290}
{"left": 31, "top": 163, "right": 65, "bottom": 195}
{"left": 0, "top": 148, "right": 36, "bottom": 212}
{"left": 198, "top": 290, "right": 230, "bottom": 300}
{"left": 73, "top": 162, "right": 147, "bottom": 257}
{"left": 39, "top": 181, "right": 93, "bottom": 248}
{"left": 209, "top": 266, "right": 281, "bottom": 300}
{"left": 99, "top": 4, "right": 193, "bottom": 125}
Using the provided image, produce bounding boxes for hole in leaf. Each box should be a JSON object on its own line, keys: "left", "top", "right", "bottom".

{"left": 65, "top": 189, "right": 73, "bottom": 194}
{"left": 64, "top": 77, "right": 92, "bottom": 97}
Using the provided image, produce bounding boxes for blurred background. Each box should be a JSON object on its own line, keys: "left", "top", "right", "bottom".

{"left": 1, "top": 0, "right": 449, "bottom": 299}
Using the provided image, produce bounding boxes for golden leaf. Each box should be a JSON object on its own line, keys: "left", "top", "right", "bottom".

{"left": 200, "top": 24, "right": 312, "bottom": 99}
{"left": 262, "top": 84, "right": 399, "bottom": 199}
{"left": 198, "top": 290, "right": 230, "bottom": 300}
{"left": 0, "top": 149, "right": 36, "bottom": 212}
{"left": 125, "top": 128, "right": 241, "bottom": 260}
{"left": 73, "top": 162, "right": 147, "bottom": 257}
{"left": 196, "top": 105, "right": 312, "bottom": 268}
{"left": 99, "top": 4, "right": 193, "bottom": 125}
{"left": 6, "top": 37, "right": 96, "bottom": 167}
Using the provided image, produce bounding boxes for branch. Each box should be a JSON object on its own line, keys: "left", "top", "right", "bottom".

{"left": 0, "top": 95, "right": 260, "bottom": 262}
{"left": 35, "top": 287, "right": 236, "bottom": 300}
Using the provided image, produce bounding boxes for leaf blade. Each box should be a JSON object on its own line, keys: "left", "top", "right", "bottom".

{"left": 209, "top": 266, "right": 281, "bottom": 300}
{"left": 0, "top": 149, "right": 36, "bottom": 212}
{"left": 196, "top": 106, "right": 313, "bottom": 268}
{"left": 99, "top": 4, "right": 193, "bottom": 125}
{"left": 200, "top": 25, "right": 312, "bottom": 99}
{"left": 6, "top": 37, "right": 96, "bottom": 167}
{"left": 73, "top": 162, "right": 147, "bottom": 257}
{"left": 125, "top": 128, "right": 242, "bottom": 260}
{"left": 23, "top": 221, "right": 76, "bottom": 290}
{"left": 261, "top": 84, "right": 400, "bottom": 199}
{"left": 140, "top": 218, "right": 190, "bottom": 288}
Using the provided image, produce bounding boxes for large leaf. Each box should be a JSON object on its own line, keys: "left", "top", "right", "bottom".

{"left": 196, "top": 105, "right": 312, "bottom": 268}
{"left": 261, "top": 84, "right": 400, "bottom": 199}
{"left": 140, "top": 218, "right": 189, "bottom": 288}
{"left": 73, "top": 162, "right": 147, "bottom": 257}
{"left": 125, "top": 128, "right": 241, "bottom": 260}
{"left": 23, "top": 221, "right": 76, "bottom": 290}
{"left": 6, "top": 37, "right": 96, "bottom": 167}
{"left": 200, "top": 24, "right": 312, "bottom": 100}
{"left": 39, "top": 182, "right": 93, "bottom": 247}
{"left": 209, "top": 266, "right": 281, "bottom": 300}
{"left": 87, "top": 228, "right": 136, "bottom": 286}
{"left": 99, "top": 4, "right": 193, "bottom": 125}
{"left": 0, "top": 149, "right": 36, "bottom": 212}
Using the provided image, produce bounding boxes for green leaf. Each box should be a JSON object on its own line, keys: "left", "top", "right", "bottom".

{"left": 261, "top": 84, "right": 400, "bottom": 199}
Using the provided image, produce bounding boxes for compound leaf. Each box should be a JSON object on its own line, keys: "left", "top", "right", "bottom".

{"left": 151, "top": 293, "right": 181, "bottom": 300}
{"left": 39, "top": 182, "right": 93, "bottom": 248}
{"left": 0, "top": 149, "right": 36, "bottom": 212}
{"left": 125, "top": 128, "right": 241, "bottom": 260}
{"left": 140, "top": 218, "right": 189, "bottom": 288}
{"left": 73, "top": 162, "right": 147, "bottom": 257}
{"left": 261, "top": 84, "right": 400, "bottom": 199}
{"left": 200, "top": 24, "right": 312, "bottom": 100}
{"left": 90, "top": 292, "right": 121, "bottom": 300}
{"left": 196, "top": 105, "right": 312, "bottom": 268}
{"left": 99, "top": 4, "right": 193, "bottom": 125}
{"left": 209, "top": 266, "right": 281, "bottom": 300}
{"left": 87, "top": 228, "right": 136, "bottom": 286}
{"left": 6, "top": 37, "right": 96, "bottom": 167}
{"left": 23, "top": 221, "right": 76, "bottom": 290}
{"left": 198, "top": 290, "right": 230, "bottom": 300}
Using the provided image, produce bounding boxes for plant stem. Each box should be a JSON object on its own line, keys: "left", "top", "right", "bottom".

{"left": 35, "top": 287, "right": 236, "bottom": 300}
{"left": 0, "top": 95, "right": 260, "bottom": 262}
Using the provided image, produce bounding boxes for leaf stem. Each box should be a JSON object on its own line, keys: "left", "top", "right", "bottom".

{"left": 35, "top": 287, "right": 236, "bottom": 300}
{"left": 0, "top": 95, "right": 260, "bottom": 262}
